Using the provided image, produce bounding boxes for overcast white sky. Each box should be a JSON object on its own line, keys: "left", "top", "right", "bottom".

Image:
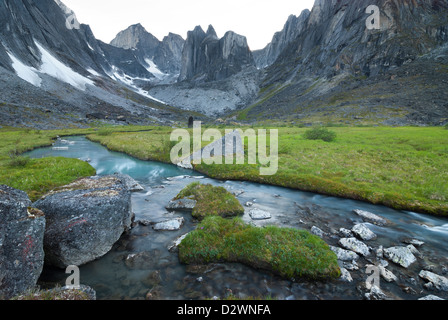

{"left": 62, "top": 0, "right": 316, "bottom": 50}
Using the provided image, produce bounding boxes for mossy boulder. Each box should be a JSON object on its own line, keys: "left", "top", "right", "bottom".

{"left": 178, "top": 216, "right": 341, "bottom": 281}
{"left": 173, "top": 182, "right": 244, "bottom": 220}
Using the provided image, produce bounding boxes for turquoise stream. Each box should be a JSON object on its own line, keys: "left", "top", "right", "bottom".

{"left": 26, "top": 136, "right": 448, "bottom": 300}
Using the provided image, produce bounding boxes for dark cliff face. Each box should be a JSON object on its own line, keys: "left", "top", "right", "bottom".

{"left": 253, "top": 10, "right": 310, "bottom": 69}
{"left": 265, "top": 0, "right": 448, "bottom": 82}
{"left": 0, "top": 0, "right": 109, "bottom": 76}
{"left": 178, "top": 25, "right": 255, "bottom": 83}
{"left": 242, "top": 0, "right": 448, "bottom": 125}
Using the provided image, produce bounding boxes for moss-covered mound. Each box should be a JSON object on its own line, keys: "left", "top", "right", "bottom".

{"left": 175, "top": 182, "right": 244, "bottom": 220}
{"left": 179, "top": 216, "right": 341, "bottom": 281}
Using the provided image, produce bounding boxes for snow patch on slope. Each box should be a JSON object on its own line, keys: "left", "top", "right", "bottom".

{"left": 111, "top": 66, "right": 167, "bottom": 104}
{"left": 7, "top": 52, "right": 42, "bottom": 87}
{"left": 35, "top": 41, "right": 94, "bottom": 91}
{"left": 144, "top": 58, "right": 168, "bottom": 80}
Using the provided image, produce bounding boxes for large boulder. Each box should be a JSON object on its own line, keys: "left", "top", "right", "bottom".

{"left": 0, "top": 185, "right": 45, "bottom": 299}
{"left": 33, "top": 175, "right": 134, "bottom": 268}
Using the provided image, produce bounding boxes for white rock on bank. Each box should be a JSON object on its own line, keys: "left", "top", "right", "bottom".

{"left": 168, "top": 233, "right": 190, "bottom": 252}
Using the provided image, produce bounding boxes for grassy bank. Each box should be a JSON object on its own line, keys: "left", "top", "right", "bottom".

{"left": 178, "top": 216, "right": 341, "bottom": 280}
{"left": 87, "top": 126, "right": 448, "bottom": 216}
{"left": 174, "top": 182, "right": 245, "bottom": 220}
{"left": 0, "top": 128, "right": 98, "bottom": 201}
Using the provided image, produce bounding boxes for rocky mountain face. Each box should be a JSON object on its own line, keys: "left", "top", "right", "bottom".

{"left": 253, "top": 10, "right": 310, "bottom": 69}
{"left": 178, "top": 25, "right": 255, "bottom": 82}
{"left": 0, "top": 0, "right": 198, "bottom": 129}
{"left": 239, "top": 0, "right": 448, "bottom": 125}
{"left": 110, "top": 23, "right": 185, "bottom": 76}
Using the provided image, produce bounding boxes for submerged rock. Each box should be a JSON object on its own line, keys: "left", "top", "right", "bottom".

{"left": 249, "top": 208, "right": 272, "bottom": 220}
{"left": 153, "top": 217, "right": 185, "bottom": 231}
{"left": 383, "top": 246, "right": 417, "bottom": 268}
{"left": 34, "top": 175, "right": 134, "bottom": 268}
{"left": 166, "top": 199, "right": 197, "bottom": 211}
{"left": 0, "top": 185, "right": 46, "bottom": 299}
{"left": 353, "top": 209, "right": 387, "bottom": 226}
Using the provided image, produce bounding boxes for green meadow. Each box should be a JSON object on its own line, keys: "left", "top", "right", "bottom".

{"left": 0, "top": 125, "right": 447, "bottom": 216}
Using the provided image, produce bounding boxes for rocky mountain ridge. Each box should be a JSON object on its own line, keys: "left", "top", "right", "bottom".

{"left": 236, "top": 0, "right": 448, "bottom": 125}
{"left": 178, "top": 25, "right": 255, "bottom": 83}
{"left": 0, "top": 0, "right": 199, "bottom": 129}
{"left": 1, "top": 0, "right": 447, "bottom": 127}
{"left": 110, "top": 23, "right": 185, "bottom": 76}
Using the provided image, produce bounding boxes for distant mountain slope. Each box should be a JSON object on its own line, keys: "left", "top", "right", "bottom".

{"left": 0, "top": 0, "right": 198, "bottom": 129}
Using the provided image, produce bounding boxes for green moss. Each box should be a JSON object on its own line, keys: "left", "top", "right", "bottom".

{"left": 179, "top": 216, "right": 341, "bottom": 281}
{"left": 175, "top": 182, "right": 244, "bottom": 220}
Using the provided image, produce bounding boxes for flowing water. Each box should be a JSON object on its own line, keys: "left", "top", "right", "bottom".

{"left": 26, "top": 136, "right": 448, "bottom": 300}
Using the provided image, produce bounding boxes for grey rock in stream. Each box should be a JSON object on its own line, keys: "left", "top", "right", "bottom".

{"left": 330, "top": 246, "right": 360, "bottom": 261}
{"left": 352, "top": 223, "right": 377, "bottom": 241}
{"left": 166, "top": 199, "right": 197, "bottom": 211}
{"left": 338, "top": 238, "right": 370, "bottom": 257}
{"left": 33, "top": 175, "right": 133, "bottom": 268}
{"left": 249, "top": 208, "right": 272, "bottom": 221}
{"left": 153, "top": 217, "right": 185, "bottom": 231}
{"left": 383, "top": 246, "right": 417, "bottom": 268}
{"left": 0, "top": 185, "right": 46, "bottom": 299}
{"left": 353, "top": 209, "right": 388, "bottom": 226}
{"left": 419, "top": 270, "right": 448, "bottom": 292}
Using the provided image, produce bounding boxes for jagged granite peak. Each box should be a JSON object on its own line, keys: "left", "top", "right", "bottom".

{"left": 110, "top": 24, "right": 184, "bottom": 75}
{"left": 253, "top": 9, "right": 310, "bottom": 68}
{"left": 206, "top": 25, "right": 218, "bottom": 39}
{"left": 110, "top": 23, "right": 159, "bottom": 52}
{"left": 179, "top": 26, "right": 255, "bottom": 82}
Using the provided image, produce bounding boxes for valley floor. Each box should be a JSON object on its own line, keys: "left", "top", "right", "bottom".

{"left": 0, "top": 125, "right": 447, "bottom": 216}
